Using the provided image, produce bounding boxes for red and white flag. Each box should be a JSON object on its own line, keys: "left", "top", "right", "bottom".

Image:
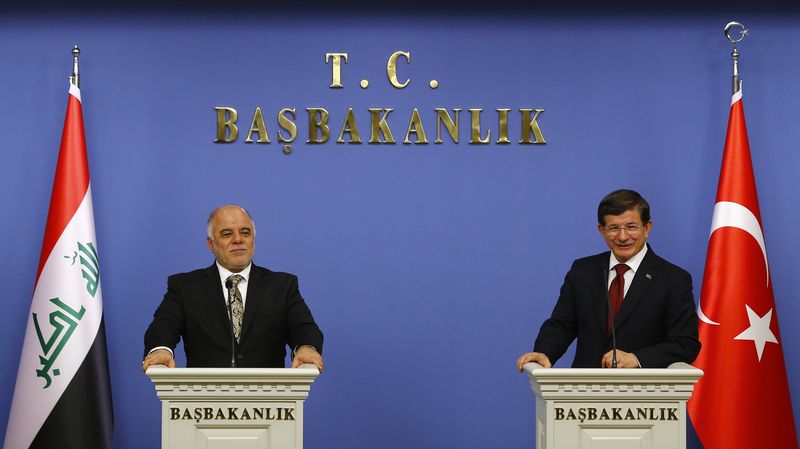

{"left": 4, "top": 83, "right": 113, "bottom": 448}
{"left": 688, "top": 89, "right": 798, "bottom": 448}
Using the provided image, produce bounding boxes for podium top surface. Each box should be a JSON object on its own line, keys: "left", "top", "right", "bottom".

{"left": 146, "top": 365, "right": 321, "bottom": 384}
{"left": 523, "top": 362, "right": 703, "bottom": 384}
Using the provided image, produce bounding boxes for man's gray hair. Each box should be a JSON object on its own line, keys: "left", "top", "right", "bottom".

{"left": 206, "top": 205, "right": 256, "bottom": 240}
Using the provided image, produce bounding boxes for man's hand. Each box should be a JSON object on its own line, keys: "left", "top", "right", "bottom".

{"left": 516, "top": 352, "right": 552, "bottom": 371}
{"left": 291, "top": 345, "right": 323, "bottom": 372}
{"left": 601, "top": 349, "right": 640, "bottom": 368}
{"left": 142, "top": 348, "right": 175, "bottom": 372}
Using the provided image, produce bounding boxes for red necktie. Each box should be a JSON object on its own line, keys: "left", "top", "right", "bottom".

{"left": 608, "top": 263, "right": 630, "bottom": 333}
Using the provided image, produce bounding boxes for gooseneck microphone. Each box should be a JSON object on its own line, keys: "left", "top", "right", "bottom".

{"left": 225, "top": 279, "right": 237, "bottom": 368}
{"left": 602, "top": 267, "right": 618, "bottom": 368}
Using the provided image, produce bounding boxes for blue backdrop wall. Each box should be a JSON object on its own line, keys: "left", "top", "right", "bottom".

{"left": 1, "top": 4, "right": 798, "bottom": 448}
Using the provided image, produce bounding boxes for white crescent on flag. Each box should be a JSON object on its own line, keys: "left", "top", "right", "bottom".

{"left": 697, "top": 200, "right": 769, "bottom": 325}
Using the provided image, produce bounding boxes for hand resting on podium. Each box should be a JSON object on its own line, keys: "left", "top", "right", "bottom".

{"left": 291, "top": 345, "right": 324, "bottom": 372}
{"left": 141, "top": 346, "right": 324, "bottom": 372}
{"left": 142, "top": 348, "right": 175, "bottom": 372}
{"left": 516, "top": 349, "right": 641, "bottom": 371}
{"left": 600, "top": 349, "right": 640, "bottom": 368}
{"left": 516, "top": 352, "right": 552, "bottom": 371}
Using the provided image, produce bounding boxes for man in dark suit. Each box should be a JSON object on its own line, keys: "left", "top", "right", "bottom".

{"left": 516, "top": 189, "right": 700, "bottom": 369}
{"left": 142, "top": 205, "right": 323, "bottom": 371}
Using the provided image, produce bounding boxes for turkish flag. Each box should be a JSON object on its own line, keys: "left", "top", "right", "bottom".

{"left": 688, "top": 90, "right": 798, "bottom": 448}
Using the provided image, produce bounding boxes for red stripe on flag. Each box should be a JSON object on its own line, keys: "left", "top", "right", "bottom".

{"left": 36, "top": 92, "right": 89, "bottom": 283}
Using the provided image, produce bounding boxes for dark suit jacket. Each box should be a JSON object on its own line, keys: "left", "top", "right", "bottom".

{"left": 533, "top": 246, "right": 700, "bottom": 368}
{"left": 144, "top": 263, "right": 323, "bottom": 367}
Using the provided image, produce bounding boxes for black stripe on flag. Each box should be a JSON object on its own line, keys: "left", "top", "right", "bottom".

{"left": 30, "top": 320, "right": 114, "bottom": 449}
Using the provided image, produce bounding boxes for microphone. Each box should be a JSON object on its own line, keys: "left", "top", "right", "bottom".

{"left": 603, "top": 267, "right": 618, "bottom": 368}
{"left": 225, "top": 279, "right": 237, "bottom": 368}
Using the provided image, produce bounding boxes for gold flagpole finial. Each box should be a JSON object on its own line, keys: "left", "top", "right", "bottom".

{"left": 69, "top": 45, "right": 80, "bottom": 88}
{"left": 724, "top": 22, "right": 747, "bottom": 95}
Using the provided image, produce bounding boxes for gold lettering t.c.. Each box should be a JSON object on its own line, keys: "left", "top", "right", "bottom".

{"left": 325, "top": 53, "right": 349, "bottom": 88}
{"left": 387, "top": 51, "right": 410, "bottom": 89}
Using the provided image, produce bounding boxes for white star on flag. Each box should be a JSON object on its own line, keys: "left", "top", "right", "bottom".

{"left": 733, "top": 305, "right": 778, "bottom": 361}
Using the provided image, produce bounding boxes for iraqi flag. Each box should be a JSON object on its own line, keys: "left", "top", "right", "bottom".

{"left": 687, "top": 89, "right": 798, "bottom": 447}
{"left": 3, "top": 83, "right": 113, "bottom": 448}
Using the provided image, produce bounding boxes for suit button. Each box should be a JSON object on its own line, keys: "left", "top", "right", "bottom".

{"left": 236, "top": 354, "right": 243, "bottom": 360}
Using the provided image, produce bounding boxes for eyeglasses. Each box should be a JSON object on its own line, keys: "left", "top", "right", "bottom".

{"left": 603, "top": 223, "right": 645, "bottom": 236}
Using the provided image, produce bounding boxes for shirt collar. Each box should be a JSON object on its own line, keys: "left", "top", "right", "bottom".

{"left": 608, "top": 244, "right": 648, "bottom": 273}
{"left": 216, "top": 261, "right": 252, "bottom": 284}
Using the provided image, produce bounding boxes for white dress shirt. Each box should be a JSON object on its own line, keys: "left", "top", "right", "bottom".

{"left": 216, "top": 262, "right": 251, "bottom": 309}
{"left": 607, "top": 244, "right": 648, "bottom": 298}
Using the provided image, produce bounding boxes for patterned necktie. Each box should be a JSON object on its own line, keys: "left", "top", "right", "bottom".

{"left": 608, "top": 263, "right": 630, "bottom": 333}
{"left": 227, "top": 274, "right": 244, "bottom": 343}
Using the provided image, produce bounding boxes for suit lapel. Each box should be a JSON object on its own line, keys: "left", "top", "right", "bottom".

{"left": 593, "top": 253, "right": 612, "bottom": 335}
{"left": 613, "top": 247, "right": 660, "bottom": 330}
{"left": 202, "top": 264, "right": 233, "bottom": 336}
{"left": 240, "top": 265, "right": 266, "bottom": 342}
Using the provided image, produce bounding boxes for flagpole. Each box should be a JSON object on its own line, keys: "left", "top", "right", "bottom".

{"left": 724, "top": 21, "right": 747, "bottom": 95}
{"left": 69, "top": 45, "right": 80, "bottom": 88}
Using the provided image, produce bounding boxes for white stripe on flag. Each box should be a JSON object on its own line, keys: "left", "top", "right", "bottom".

{"left": 69, "top": 83, "right": 81, "bottom": 101}
{"left": 732, "top": 89, "right": 742, "bottom": 105}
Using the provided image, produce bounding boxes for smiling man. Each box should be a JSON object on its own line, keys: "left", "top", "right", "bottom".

{"left": 516, "top": 189, "right": 700, "bottom": 369}
{"left": 142, "top": 205, "right": 323, "bottom": 371}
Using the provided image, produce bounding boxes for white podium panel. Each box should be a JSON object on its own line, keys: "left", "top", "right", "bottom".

{"left": 147, "top": 366, "right": 319, "bottom": 449}
{"left": 524, "top": 362, "right": 702, "bottom": 449}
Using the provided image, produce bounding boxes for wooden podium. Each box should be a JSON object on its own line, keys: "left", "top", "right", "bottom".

{"left": 146, "top": 365, "right": 320, "bottom": 449}
{"left": 523, "top": 362, "right": 703, "bottom": 449}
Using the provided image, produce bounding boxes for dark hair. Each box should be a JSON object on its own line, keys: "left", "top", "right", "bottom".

{"left": 597, "top": 189, "right": 650, "bottom": 225}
